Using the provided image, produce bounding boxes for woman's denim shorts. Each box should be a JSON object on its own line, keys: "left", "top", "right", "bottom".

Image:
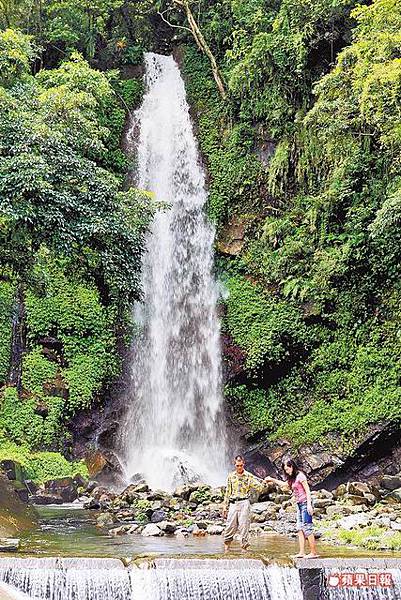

{"left": 296, "top": 501, "right": 313, "bottom": 537}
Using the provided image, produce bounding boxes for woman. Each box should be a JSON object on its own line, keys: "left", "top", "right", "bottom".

{"left": 266, "top": 458, "right": 319, "bottom": 558}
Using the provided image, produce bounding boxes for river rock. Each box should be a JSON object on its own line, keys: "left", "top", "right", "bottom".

{"left": 333, "top": 484, "right": 346, "bottom": 499}
{"left": 30, "top": 493, "right": 63, "bottom": 505}
{"left": 151, "top": 510, "right": 167, "bottom": 523}
{"left": 0, "top": 538, "right": 20, "bottom": 552}
{"left": 142, "top": 524, "right": 163, "bottom": 537}
{"left": 312, "top": 498, "right": 334, "bottom": 509}
{"left": 326, "top": 505, "right": 352, "bottom": 518}
{"left": 110, "top": 525, "right": 129, "bottom": 536}
{"left": 83, "top": 498, "right": 100, "bottom": 509}
{"left": 173, "top": 483, "right": 200, "bottom": 500}
{"left": 338, "top": 513, "right": 371, "bottom": 530}
{"left": 381, "top": 475, "right": 401, "bottom": 491}
{"left": 346, "top": 481, "right": 370, "bottom": 496}
{"left": 343, "top": 493, "right": 369, "bottom": 506}
{"left": 96, "top": 512, "right": 114, "bottom": 528}
{"left": 206, "top": 524, "right": 224, "bottom": 535}
{"left": 157, "top": 521, "right": 177, "bottom": 534}
{"left": 388, "top": 488, "right": 401, "bottom": 502}
{"left": 251, "top": 502, "right": 273, "bottom": 515}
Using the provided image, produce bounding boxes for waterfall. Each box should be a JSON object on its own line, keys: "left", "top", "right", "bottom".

{"left": 0, "top": 558, "right": 130, "bottom": 600}
{"left": 1, "top": 557, "right": 401, "bottom": 600}
{"left": 118, "top": 52, "right": 228, "bottom": 491}
{"left": 0, "top": 558, "right": 303, "bottom": 600}
{"left": 130, "top": 559, "right": 303, "bottom": 600}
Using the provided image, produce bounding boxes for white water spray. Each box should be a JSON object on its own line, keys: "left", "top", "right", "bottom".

{"left": 119, "top": 53, "right": 228, "bottom": 491}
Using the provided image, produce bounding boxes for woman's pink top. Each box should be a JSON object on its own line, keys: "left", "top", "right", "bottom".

{"left": 291, "top": 472, "right": 308, "bottom": 503}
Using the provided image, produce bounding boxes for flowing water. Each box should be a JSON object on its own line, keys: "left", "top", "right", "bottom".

{"left": 0, "top": 557, "right": 303, "bottom": 600}
{"left": 118, "top": 52, "right": 227, "bottom": 490}
{"left": 2, "top": 556, "right": 401, "bottom": 600}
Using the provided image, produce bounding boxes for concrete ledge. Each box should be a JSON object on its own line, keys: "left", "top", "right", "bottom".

{"left": 295, "top": 557, "right": 401, "bottom": 569}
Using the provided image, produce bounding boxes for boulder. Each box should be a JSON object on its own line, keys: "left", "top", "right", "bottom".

{"left": 11, "top": 481, "right": 29, "bottom": 503}
{"left": 43, "top": 478, "right": 79, "bottom": 503}
{"left": 0, "top": 460, "right": 23, "bottom": 483}
{"left": 127, "top": 524, "right": 140, "bottom": 534}
{"left": 326, "top": 505, "right": 352, "bottom": 518}
{"left": 96, "top": 513, "right": 114, "bottom": 528}
{"left": 216, "top": 217, "right": 248, "bottom": 256}
{"left": 388, "top": 488, "right": 401, "bottom": 503}
{"left": 151, "top": 510, "right": 167, "bottom": 524}
{"left": 142, "top": 524, "right": 163, "bottom": 537}
{"left": 110, "top": 525, "right": 130, "bottom": 536}
{"left": 173, "top": 484, "right": 200, "bottom": 501}
{"left": 313, "top": 498, "right": 334, "bottom": 509}
{"left": 381, "top": 475, "right": 401, "bottom": 491}
{"left": 147, "top": 490, "right": 168, "bottom": 501}
{"left": 343, "top": 494, "right": 369, "bottom": 506}
{"left": 338, "top": 513, "right": 371, "bottom": 530}
{"left": 210, "top": 487, "right": 225, "bottom": 502}
{"left": 251, "top": 502, "right": 273, "bottom": 515}
{"left": 157, "top": 521, "right": 177, "bottom": 534}
{"left": 347, "top": 482, "right": 371, "bottom": 496}
{"left": 363, "top": 493, "right": 377, "bottom": 505}
{"left": 0, "top": 538, "right": 20, "bottom": 552}
{"left": 333, "top": 484, "right": 346, "bottom": 499}
{"left": 206, "top": 525, "right": 224, "bottom": 535}
{"left": 274, "top": 494, "right": 291, "bottom": 504}
{"left": 30, "top": 493, "right": 63, "bottom": 505}
{"left": 83, "top": 498, "right": 100, "bottom": 509}
{"left": 120, "top": 485, "right": 141, "bottom": 503}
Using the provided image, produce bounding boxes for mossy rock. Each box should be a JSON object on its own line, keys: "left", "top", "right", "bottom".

{"left": 0, "top": 475, "right": 36, "bottom": 537}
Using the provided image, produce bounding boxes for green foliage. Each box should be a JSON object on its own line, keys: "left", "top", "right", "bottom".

{"left": 0, "top": 386, "right": 64, "bottom": 449}
{"left": 0, "top": 54, "right": 156, "bottom": 303}
{"left": 225, "top": 385, "right": 274, "bottom": 433}
{"left": 22, "top": 346, "right": 58, "bottom": 396}
{"left": 335, "top": 525, "right": 401, "bottom": 551}
{"left": 25, "top": 255, "right": 118, "bottom": 414}
{"left": 98, "top": 76, "right": 144, "bottom": 174}
{"left": 182, "top": 47, "right": 267, "bottom": 226}
{"left": 0, "top": 28, "right": 37, "bottom": 88}
{"left": 0, "top": 440, "right": 88, "bottom": 483}
{"left": 224, "top": 275, "right": 309, "bottom": 371}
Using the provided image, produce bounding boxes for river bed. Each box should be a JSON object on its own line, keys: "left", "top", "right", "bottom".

{"left": 16, "top": 505, "right": 401, "bottom": 560}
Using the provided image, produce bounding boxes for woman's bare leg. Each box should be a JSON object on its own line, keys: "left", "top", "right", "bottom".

{"left": 305, "top": 534, "right": 319, "bottom": 558}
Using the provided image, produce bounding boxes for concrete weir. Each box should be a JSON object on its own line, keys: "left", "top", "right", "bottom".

{"left": 0, "top": 556, "right": 400, "bottom": 599}
{"left": 296, "top": 558, "right": 401, "bottom": 600}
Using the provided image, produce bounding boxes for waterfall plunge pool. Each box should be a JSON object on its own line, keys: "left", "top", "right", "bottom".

{"left": 15, "top": 505, "right": 401, "bottom": 561}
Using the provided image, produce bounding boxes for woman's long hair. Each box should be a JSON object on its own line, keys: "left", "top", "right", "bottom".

{"left": 282, "top": 457, "right": 300, "bottom": 486}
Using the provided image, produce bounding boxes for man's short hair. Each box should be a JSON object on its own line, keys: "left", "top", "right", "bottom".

{"left": 235, "top": 454, "right": 245, "bottom": 461}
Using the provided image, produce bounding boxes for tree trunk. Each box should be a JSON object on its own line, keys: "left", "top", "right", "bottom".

{"left": 173, "top": 0, "right": 227, "bottom": 100}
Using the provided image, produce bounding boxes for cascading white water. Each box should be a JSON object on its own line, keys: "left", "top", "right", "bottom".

{"left": 118, "top": 52, "right": 228, "bottom": 490}
{"left": 0, "top": 558, "right": 304, "bottom": 600}
{"left": 0, "top": 558, "right": 131, "bottom": 600}
{"left": 0, "top": 558, "right": 130, "bottom": 600}
{"left": 130, "top": 559, "right": 304, "bottom": 600}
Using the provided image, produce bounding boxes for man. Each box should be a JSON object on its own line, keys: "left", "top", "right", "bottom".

{"left": 222, "top": 454, "right": 268, "bottom": 553}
